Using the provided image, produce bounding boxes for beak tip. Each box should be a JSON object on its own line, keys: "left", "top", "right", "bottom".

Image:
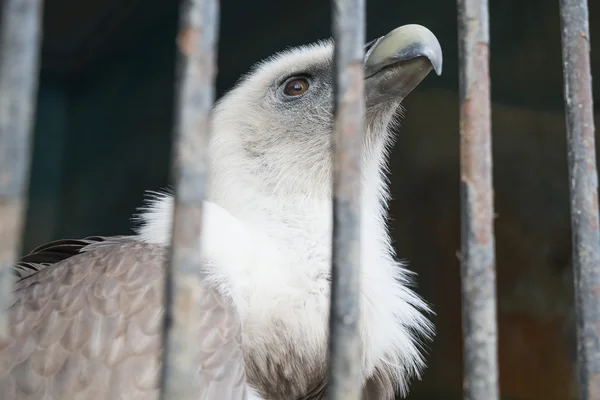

{"left": 397, "top": 24, "right": 443, "bottom": 77}
{"left": 431, "top": 53, "right": 443, "bottom": 76}
{"left": 366, "top": 23, "right": 444, "bottom": 78}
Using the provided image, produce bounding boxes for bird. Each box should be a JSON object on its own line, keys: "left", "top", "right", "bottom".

{"left": 0, "top": 23, "right": 442, "bottom": 400}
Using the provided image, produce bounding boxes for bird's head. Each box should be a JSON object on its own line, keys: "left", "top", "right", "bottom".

{"left": 209, "top": 24, "right": 442, "bottom": 201}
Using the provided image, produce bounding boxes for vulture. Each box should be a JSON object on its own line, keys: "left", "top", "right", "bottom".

{"left": 0, "top": 24, "right": 442, "bottom": 400}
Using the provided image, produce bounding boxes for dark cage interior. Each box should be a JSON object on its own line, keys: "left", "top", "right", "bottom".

{"left": 19, "top": 0, "right": 599, "bottom": 398}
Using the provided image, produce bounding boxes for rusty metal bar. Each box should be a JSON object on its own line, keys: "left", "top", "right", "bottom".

{"left": 0, "top": 0, "right": 44, "bottom": 339}
{"left": 558, "top": 0, "right": 600, "bottom": 398}
{"left": 159, "top": 0, "right": 219, "bottom": 398}
{"left": 457, "top": 0, "right": 500, "bottom": 398}
{"left": 328, "top": 0, "right": 365, "bottom": 398}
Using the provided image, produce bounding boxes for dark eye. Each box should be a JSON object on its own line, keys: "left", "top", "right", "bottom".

{"left": 283, "top": 77, "right": 310, "bottom": 96}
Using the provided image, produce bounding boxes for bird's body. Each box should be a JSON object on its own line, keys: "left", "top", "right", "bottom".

{"left": 0, "top": 24, "right": 443, "bottom": 399}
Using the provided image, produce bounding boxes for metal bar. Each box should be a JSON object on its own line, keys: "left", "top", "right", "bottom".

{"left": 327, "top": 0, "right": 365, "bottom": 399}
{"left": 558, "top": 0, "right": 600, "bottom": 398}
{"left": 159, "top": 0, "right": 219, "bottom": 398}
{"left": 456, "top": 0, "right": 500, "bottom": 398}
{"left": 0, "top": 0, "right": 44, "bottom": 339}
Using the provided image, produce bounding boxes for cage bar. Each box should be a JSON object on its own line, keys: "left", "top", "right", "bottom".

{"left": 456, "top": 0, "right": 500, "bottom": 398}
{"left": 327, "top": 0, "right": 365, "bottom": 399}
{"left": 0, "top": 0, "right": 44, "bottom": 339}
{"left": 159, "top": 0, "right": 219, "bottom": 398}
{"left": 558, "top": 0, "right": 600, "bottom": 398}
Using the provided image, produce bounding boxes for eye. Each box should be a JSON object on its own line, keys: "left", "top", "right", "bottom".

{"left": 283, "top": 77, "right": 310, "bottom": 97}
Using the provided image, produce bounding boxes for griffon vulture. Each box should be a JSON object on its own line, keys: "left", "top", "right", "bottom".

{"left": 0, "top": 23, "right": 442, "bottom": 400}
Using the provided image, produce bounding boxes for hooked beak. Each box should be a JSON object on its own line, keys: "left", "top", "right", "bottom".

{"left": 364, "top": 24, "right": 443, "bottom": 106}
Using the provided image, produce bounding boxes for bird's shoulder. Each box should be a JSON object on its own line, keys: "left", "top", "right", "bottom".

{"left": 13, "top": 235, "right": 135, "bottom": 280}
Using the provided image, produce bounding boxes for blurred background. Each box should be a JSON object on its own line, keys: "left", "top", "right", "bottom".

{"left": 23, "top": 0, "right": 599, "bottom": 399}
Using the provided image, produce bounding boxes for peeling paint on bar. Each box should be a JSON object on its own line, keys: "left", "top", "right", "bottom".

{"left": 328, "top": 0, "right": 365, "bottom": 399}
{"left": 159, "top": 0, "right": 219, "bottom": 398}
{"left": 457, "top": 0, "right": 500, "bottom": 399}
{"left": 558, "top": 0, "right": 600, "bottom": 398}
{"left": 0, "top": 0, "right": 44, "bottom": 340}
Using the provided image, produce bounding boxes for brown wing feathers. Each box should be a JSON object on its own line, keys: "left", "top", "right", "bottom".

{"left": 0, "top": 238, "right": 250, "bottom": 400}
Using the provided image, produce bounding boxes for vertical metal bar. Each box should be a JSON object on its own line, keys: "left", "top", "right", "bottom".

{"left": 0, "top": 0, "right": 44, "bottom": 339}
{"left": 159, "top": 0, "right": 219, "bottom": 398}
{"left": 559, "top": 1, "right": 600, "bottom": 398}
{"left": 457, "top": 0, "right": 500, "bottom": 398}
{"left": 328, "top": 0, "right": 365, "bottom": 399}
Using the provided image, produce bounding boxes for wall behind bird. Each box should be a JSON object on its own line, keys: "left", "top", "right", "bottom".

{"left": 23, "top": 0, "right": 599, "bottom": 399}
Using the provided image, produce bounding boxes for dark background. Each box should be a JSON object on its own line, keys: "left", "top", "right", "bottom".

{"left": 22, "top": 0, "right": 599, "bottom": 398}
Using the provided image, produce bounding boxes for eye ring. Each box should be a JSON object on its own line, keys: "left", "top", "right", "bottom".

{"left": 282, "top": 76, "right": 311, "bottom": 97}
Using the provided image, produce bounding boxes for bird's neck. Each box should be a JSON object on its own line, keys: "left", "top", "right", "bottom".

{"left": 206, "top": 142, "right": 391, "bottom": 243}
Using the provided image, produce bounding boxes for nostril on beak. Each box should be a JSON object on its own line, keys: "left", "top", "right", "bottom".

{"left": 363, "top": 36, "right": 384, "bottom": 63}
{"left": 364, "top": 38, "right": 379, "bottom": 52}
